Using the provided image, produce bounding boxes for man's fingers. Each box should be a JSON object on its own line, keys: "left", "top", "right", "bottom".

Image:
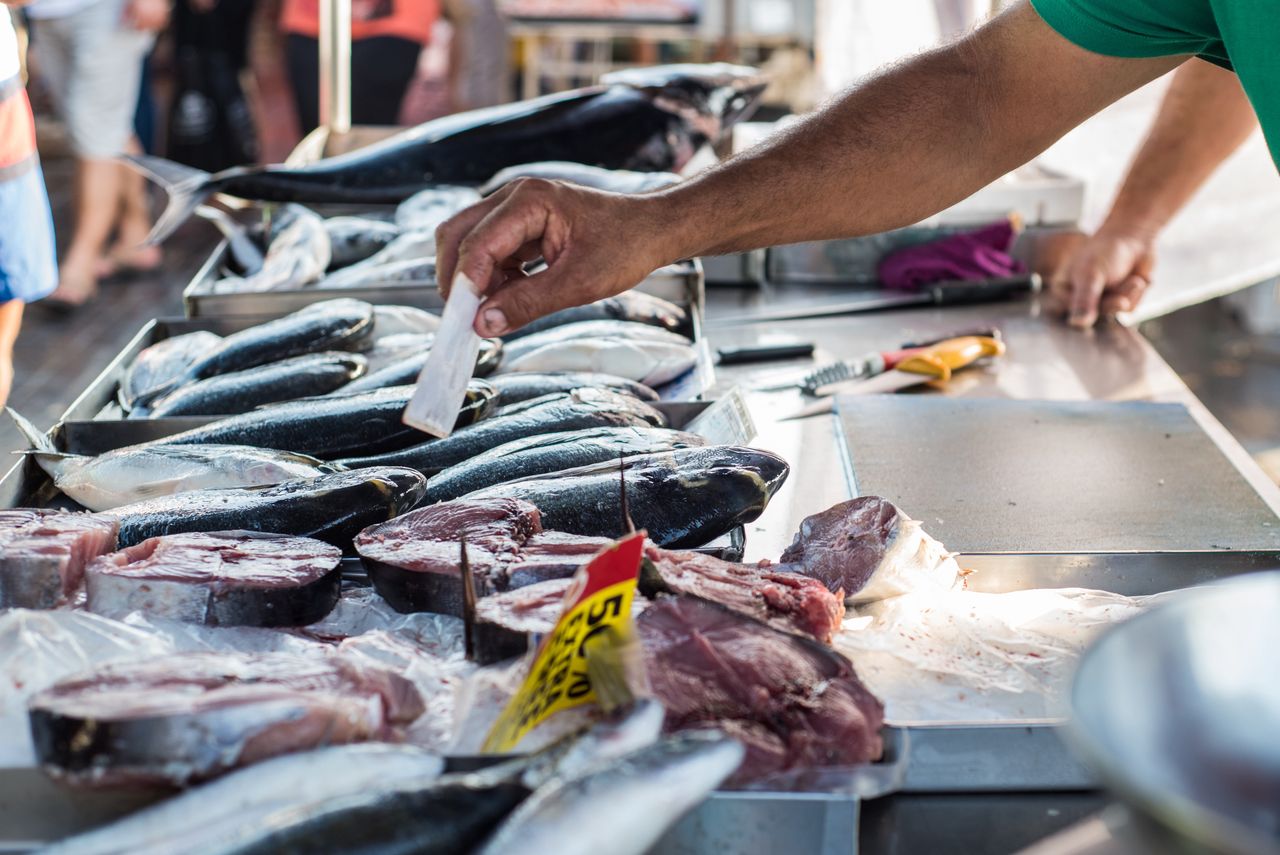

{"left": 476, "top": 267, "right": 582, "bottom": 337}
{"left": 1099, "top": 274, "right": 1149, "bottom": 317}
{"left": 1067, "top": 268, "right": 1106, "bottom": 328}
{"left": 435, "top": 191, "right": 510, "bottom": 298}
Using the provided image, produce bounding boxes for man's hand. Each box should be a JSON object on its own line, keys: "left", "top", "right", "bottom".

{"left": 436, "top": 178, "right": 670, "bottom": 337}
{"left": 124, "top": 0, "right": 170, "bottom": 31}
{"left": 1050, "top": 227, "right": 1155, "bottom": 326}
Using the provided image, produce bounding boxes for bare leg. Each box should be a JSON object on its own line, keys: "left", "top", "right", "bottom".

{"left": 0, "top": 300, "right": 25, "bottom": 407}
{"left": 96, "top": 137, "right": 162, "bottom": 277}
{"left": 46, "top": 157, "right": 122, "bottom": 304}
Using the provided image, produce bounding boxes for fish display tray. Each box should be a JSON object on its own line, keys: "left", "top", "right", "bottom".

{"left": 51, "top": 313, "right": 717, "bottom": 457}
{"left": 181, "top": 235, "right": 705, "bottom": 319}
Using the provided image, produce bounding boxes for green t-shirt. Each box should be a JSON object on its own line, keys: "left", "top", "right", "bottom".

{"left": 1030, "top": 0, "right": 1280, "bottom": 164}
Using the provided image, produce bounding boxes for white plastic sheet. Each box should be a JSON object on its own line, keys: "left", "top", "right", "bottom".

{"left": 835, "top": 587, "right": 1175, "bottom": 723}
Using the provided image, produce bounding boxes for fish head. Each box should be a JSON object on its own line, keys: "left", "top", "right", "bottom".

{"left": 370, "top": 466, "right": 429, "bottom": 513}
{"left": 603, "top": 63, "right": 768, "bottom": 142}
{"left": 676, "top": 446, "right": 791, "bottom": 525}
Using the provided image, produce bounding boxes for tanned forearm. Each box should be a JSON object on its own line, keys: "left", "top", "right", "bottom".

{"left": 656, "top": 1, "right": 1182, "bottom": 261}
{"left": 1099, "top": 59, "right": 1257, "bottom": 241}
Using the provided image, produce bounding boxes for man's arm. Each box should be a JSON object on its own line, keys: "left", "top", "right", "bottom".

{"left": 1052, "top": 60, "right": 1257, "bottom": 327}
{"left": 438, "top": 1, "right": 1183, "bottom": 337}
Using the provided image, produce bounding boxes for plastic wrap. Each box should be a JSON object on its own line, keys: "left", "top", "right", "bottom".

{"left": 835, "top": 587, "right": 1174, "bottom": 722}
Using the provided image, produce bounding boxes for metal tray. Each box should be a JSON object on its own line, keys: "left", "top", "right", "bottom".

{"left": 181, "top": 232, "right": 705, "bottom": 318}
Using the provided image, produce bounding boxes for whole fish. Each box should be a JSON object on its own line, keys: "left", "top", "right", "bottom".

{"left": 111, "top": 466, "right": 427, "bottom": 548}
{"left": 477, "top": 732, "right": 744, "bottom": 855}
{"left": 502, "top": 292, "right": 688, "bottom": 341}
{"left": 480, "top": 161, "right": 681, "bottom": 196}
{"left": 210, "top": 700, "right": 665, "bottom": 855}
{"left": 139, "top": 352, "right": 367, "bottom": 418}
{"left": 319, "top": 231, "right": 437, "bottom": 289}
{"left": 360, "top": 332, "right": 435, "bottom": 373}
{"left": 337, "top": 388, "right": 667, "bottom": 476}
{"left": 126, "top": 64, "right": 767, "bottom": 243}
{"left": 372, "top": 304, "right": 440, "bottom": 337}
{"left": 314, "top": 257, "right": 437, "bottom": 291}
{"left": 339, "top": 337, "right": 501, "bottom": 394}
{"left": 323, "top": 216, "right": 401, "bottom": 269}
{"left": 500, "top": 325, "right": 698, "bottom": 386}
{"left": 424, "top": 426, "right": 706, "bottom": 503}
{"left": 119, "top": 331, "right": 223, "bottom": 412}
{"left": 208, "top": 204, "right": 330, "bottom": 294}
{"left": 489, "top": 371, "right": 660, "bottom": 407}
{"left": 8, "top": 409, "right": 342, "bottom": 512}
{"left": 181, "top": 299, "right": 375, "bottom": 384}
{"left": 195, "top": 205, "right": 266, "bottom": 274}
{"left": 157, "top": 381, "right": 496, "bottom": 459}
{"left": 395, "top": 186, "right": 482, "bottom": 231}
{"left": 42, "top": 745, "right": 446, "bottom": 855}
{"left": 463, "top": 445, "right": 790, "bottom": 548}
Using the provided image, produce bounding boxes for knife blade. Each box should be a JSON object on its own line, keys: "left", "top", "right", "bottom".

{"left": 403, "top": 273, "right": 482, "bottom": 437}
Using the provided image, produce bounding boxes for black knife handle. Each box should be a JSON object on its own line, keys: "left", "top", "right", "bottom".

{"left": 716, "top": 343, "right": 816, "bottom": 365}
{"left": 927, "top": 273, "right": 1041, "bottom": 305}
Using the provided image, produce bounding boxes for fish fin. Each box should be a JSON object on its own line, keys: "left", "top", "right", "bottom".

{"left": 195, "top": 206, "right": 266, "bottom": 275}
{"left": 5, "top": 408, "right": 59, "bottom": 455}
{"left": 122, "top": 155, "right": 215, "bottom": 246}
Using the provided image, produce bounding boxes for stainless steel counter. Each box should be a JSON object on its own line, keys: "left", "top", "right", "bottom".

{"left": 701, "top": 286, "right": 1280, "bottom": 561}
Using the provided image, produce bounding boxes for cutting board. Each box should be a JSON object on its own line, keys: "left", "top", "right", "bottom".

{"left": 836, "top": 397, "right": 1280, "bottom": 553}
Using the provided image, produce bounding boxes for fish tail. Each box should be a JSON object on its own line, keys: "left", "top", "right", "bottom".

{"left": 123, "top": 154, "right": 217, "bottom": 246}
{"left": 6, "top": 408, "right": 61, "bottom": 456}
{"left": 195, "top": 205, "right": 266, "bottom": 275}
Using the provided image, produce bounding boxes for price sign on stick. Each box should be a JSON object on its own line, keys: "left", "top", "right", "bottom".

{"left": 482, "top": 531, "right": 645, "bottom": 753}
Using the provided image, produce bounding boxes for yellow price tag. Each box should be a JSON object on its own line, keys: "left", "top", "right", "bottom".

{"left": 482, "top": 531, "right": 645, "bottom": 753}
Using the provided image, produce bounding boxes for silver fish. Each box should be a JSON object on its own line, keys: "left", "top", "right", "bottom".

{"left": 323, "top": 216, "right": 401, "bottom": 269}
{"left": 395, "top": 185, "right": 481, "bottom": 231}
{"left": 499, "top": 333, "right": 698, "bottom": 387}
{"left": 42, "top": 745, "right": 446, "bottom": 855}
{"left": 9, "top": 408, "right": 342, "bottom": 512}
{"left": 372, "top": 304, "right": 440, "bottom": 338}
{"left": 477, "top": 731, "right": 744, "bottom": 855}
{"left": 210, "top": 205, "right": 331, "bottom": 294}
{"left": 480, "top": 161, "right": 681, "bottom": 196}
{"left": 314, "top": 256, "right": 436, "bottom": 291}
{"left": 119, "top": 331, "right": 223, "bottom": 412}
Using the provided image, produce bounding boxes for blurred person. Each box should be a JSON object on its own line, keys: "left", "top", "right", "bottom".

{"left": 281, "top": 0, "right": 437, "bottom": 133}
{"left": 166, "top": 0, "right": 257, "bottom": 171}
{"left": 24, "top": 0, "right": 168, "bottom": 309}
{"left": 0, "top": 5, "right": 57, "bottom": 403}
{"left": 433, "top": 1, "right": 1280, "bottom": 336}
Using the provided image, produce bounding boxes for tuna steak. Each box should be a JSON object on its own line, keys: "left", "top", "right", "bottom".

{"left": 140, "top": 352, "right": 368, "bottom": 417}
{"left": 156, "top": 381, "right": 496, "bottom": 458}
{"left": 85, "top": 532, "right": 343, "bottom": 626}
{"left": 775, "top": 496, "right": 962, "bottom": 603}
{"left": 337, "top": 388, "right": 666, "bottom": 476}
{"left": 423, "top": 426, "right": 705, "bottom": 503}
{"left": 639, "top": 596, "right": 884, "bottom": 786}
{"left": 28, "top": 651, "right": 425, "bottom": 786}
{"left": 640, "top": 545, "right": 844, "bottom": 644}
{"left": 111, "top": 466, "right": 427, "bottom": 549}
{"left": 462, "top": 445, "right": 789, "bottom": 548}
{"left": 0, "top": 512, "right": 119, "bottom": 608}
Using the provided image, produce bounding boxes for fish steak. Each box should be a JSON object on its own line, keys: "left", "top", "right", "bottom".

{"left": 0, "top": 511, "right": 118, "bottom": 608}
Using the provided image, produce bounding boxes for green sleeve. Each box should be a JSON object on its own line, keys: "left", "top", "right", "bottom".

{"left": 1030, "top": 0, "right": 1219, "bottom": 60}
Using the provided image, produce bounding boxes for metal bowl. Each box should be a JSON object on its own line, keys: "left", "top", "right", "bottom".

{"left": 1068, "top": 572, "right": 1280, "bottom": 855}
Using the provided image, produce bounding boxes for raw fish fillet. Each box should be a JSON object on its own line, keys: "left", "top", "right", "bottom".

{"left": 638, "top": 596, "right": 883, "bottom": 786}
{"left": 29, "top": 651, "right": 425, "bottom": 786}
{"left": 86, "top": 531, "right": 343, "bottom": 626}
{"left": 0, "top": 512, "right": 119, "bottom": 608}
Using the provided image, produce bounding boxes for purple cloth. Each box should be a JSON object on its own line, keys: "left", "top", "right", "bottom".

{"left": 878, "top": 219, "right": 1024, "bottom": 292}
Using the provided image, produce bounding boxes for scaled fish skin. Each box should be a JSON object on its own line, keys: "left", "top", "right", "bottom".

{"left": 110, "top": 466, "right": 427, "bottom": 548}
{"left": 338, "top": 337, "right": 500, "bottom": 394}
{"left": 118, "top": 331, "right": 223, "bottom": 413}
{"left": 8, "top": 408, "right": 343, "bottom": 512}
{"left": 476, "top": 731, "right": 744, "bottom": 855}
{"left": 40, "top": 745, "right": 445, "bottom": 855}
{"left": 139, "top": 352, "right": 367, "bottom": 418}
{"left": 462, "top": 445, "right": 790, "bottom": 548}
{"left": 337, "top": 388, "right": 667, "bottom": 476}
{"left": 127, "top": 64, "right": 766, "bottom": 243}
{"left": 488, "top": 372, "right": 660, "bottom": 407}
{"left": 323, "top": 215, "right": 401, "bottom": 269}
{"left": 501, "top": 292, "right": 688, "bottom": 341}
{"left": 317, "top": 232, "right": 437, "bottom": 289}
{"left": 424, "top": 425, "right": 706, "bottom": 503}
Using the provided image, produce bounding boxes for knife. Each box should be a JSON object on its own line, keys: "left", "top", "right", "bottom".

{"left": 403, "top": 273, "right": 482, "bottom": 437}
{"left": 780, "top": 335, "right": 1006, "bottom": 420}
